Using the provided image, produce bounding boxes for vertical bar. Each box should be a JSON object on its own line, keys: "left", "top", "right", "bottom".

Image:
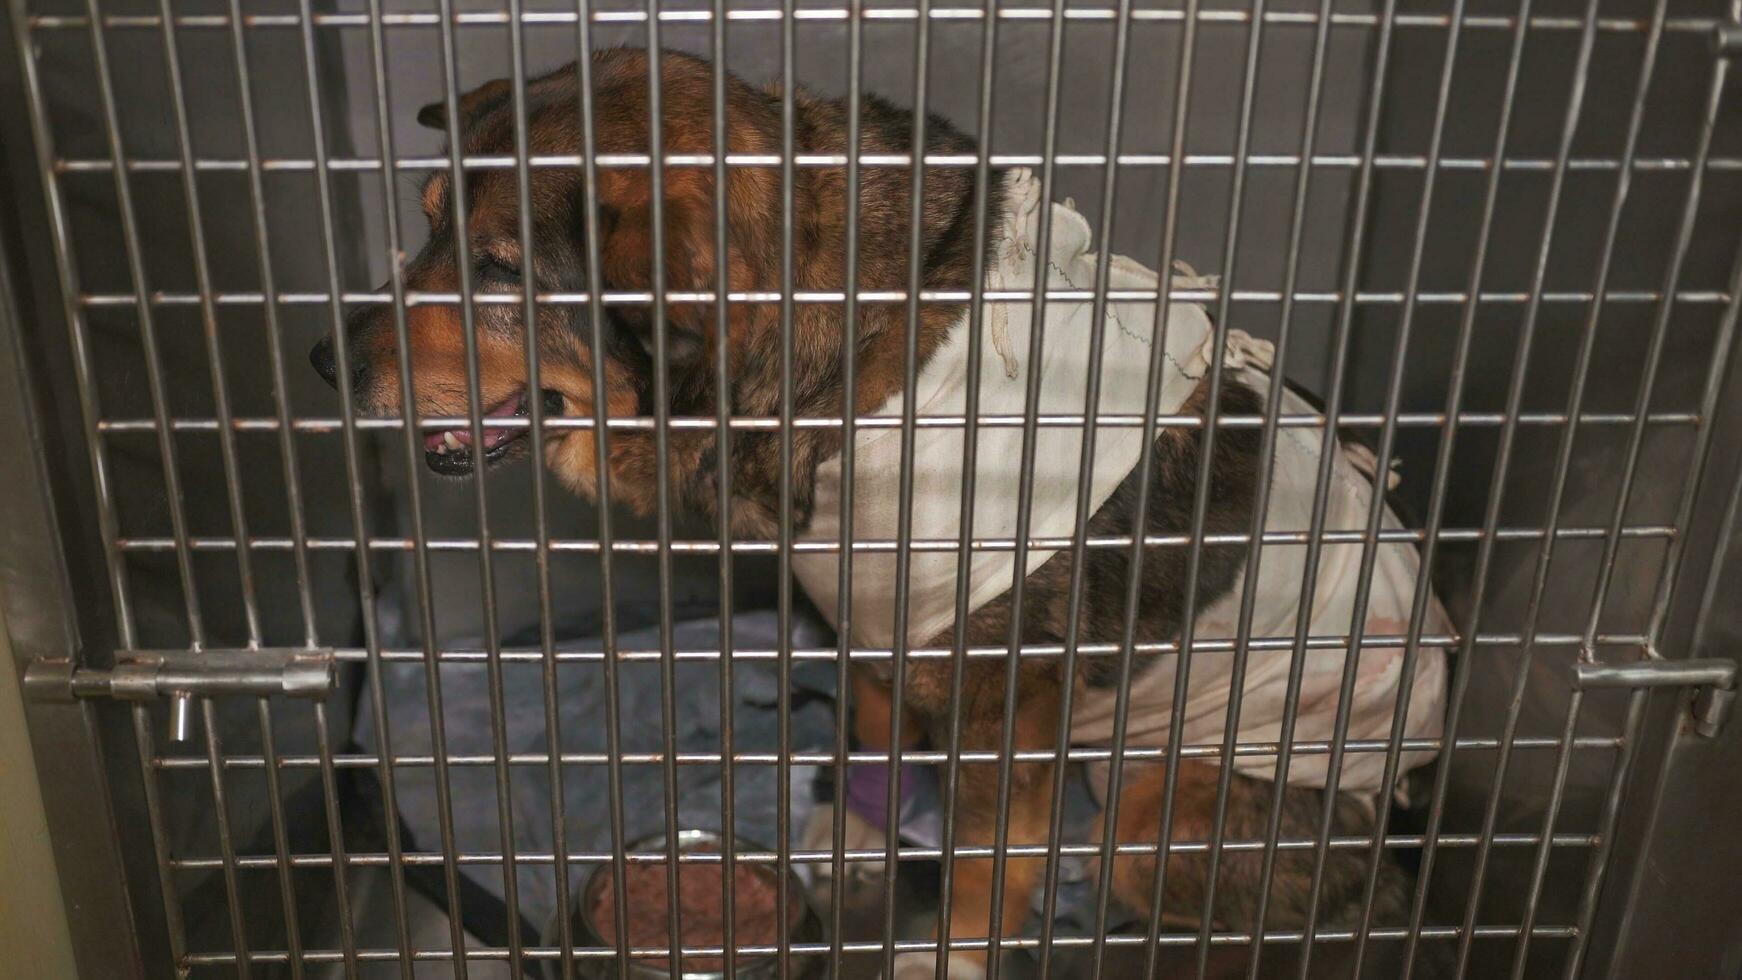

{"left": 1559, "top": 687, "right": 1649, "bottom": 980}
{"left": 1347, "top": 0, "right": 1588, "bottom": 972}
{"left": 1032, "top": 0, "right": 1181, "bottom": 976}
{"left": 5, "top": 1, "right": 179, "bottom": 967}
{"left": 310, "top": 700, "right": 360, "bottom": 977}
{"left": 932, "top": 0, "right": 1001, "bottom": 974}
{"left": 81, "top": 0, "right": 215, "bottom": 969}
{"left": 637, "top": 31, "right": 685, "bottom": 980}
{"left": 1241, "top": 0, "right": 1399, "bottom": 970}
{"left": 256, "top": 700, "right": 305, "bottom": 978}
{"left": 1506, "top": 690, "right": 1590, "bottom": 980}
{"left": 1113, "top": 0, "right": 1220, "bottom": 964}
{"left": 1186, "top": 0, "right": 1341, "bottom": 971}
{"left": 826, "top": 0, "right": 864, "bottom": 974}
{"left": 1507, "top": 70, "right": 1731, "bottom": 949}
{"left": 1449, "top": 1, "right": 1698, "bottom": 969}
{"left": 155, "top": 9, "right": 285, "bottom": 972}
{"left": 569, "top": 21, "right": 634, "bottom": 979}
{"left": 223, "top": 0, "right": 317, "bottom": 649}
{"left": 293, "top": 0, "right": 418, "bottom": 969}
{"left": 500, "top": 0, "right": 573, "bottom": 974}
{"left": 3, "top": 0, "right": 137, "bottom": 653}
{"left": 1689, "top": 434, "right": 1742, "bottom": 658}
{"left": 1581, "top": 10, "right": 1735, "bottom": 658}
{"left": 1396, "top": 0, "right": 1618, "bottom": 971}
{"left": 775, "top": 1, "right": 798, "bottom": 974}
{"left": 1641, "top": 60, "right": 1742, "bottom": 650}
{"left": 981, "top": 0, "right": 1068, "bottom": 971}
{"left": 707, "top": 4, "right": 738, "bottom": 976}
{"left": 1289, "top": 0, "right": 1473, "bottom": 967}
{"left": 132, "top": 706, "right": 191, "bottom": 977}
{"left": 200, "top": 699, "right": 253, "bottom": 978}
{"left": 879, "top": 0, "right": 937, "bottom": 974}
{"left": 427, "top": 0, "right": 523, "bottom": 968}
{"left": 222, "top": 11, "right": 328, "bottom": 967}
{"left": 154, "top": 0, "right": 261, "bottom": 650}
{"left": 81, "top": 0, "right": 205, "bottom": 653}
{"left": 1044, "top": 0, "right": 1194, "bottom": 976}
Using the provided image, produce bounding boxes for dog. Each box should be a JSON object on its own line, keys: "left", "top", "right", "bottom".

{"left": 312, "top": 47, "right": 1450, "bottom": 978}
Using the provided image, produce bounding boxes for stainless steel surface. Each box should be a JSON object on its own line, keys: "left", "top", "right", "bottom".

{"left": 22, "top": 647, "right": 339, "bottom": 702}
{"left": 0, "top": 0, "right": 1737, "bottom": 975}
{"left": 1572, "top": 657, "right": 1736, "bottom": 690}
{"left": 1714, "top": 19, "right": 1741, "bottom": 53}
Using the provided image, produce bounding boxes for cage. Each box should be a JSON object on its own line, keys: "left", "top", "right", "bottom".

{"left": 0, "top": 0, "right": 1738, "bottom": 975}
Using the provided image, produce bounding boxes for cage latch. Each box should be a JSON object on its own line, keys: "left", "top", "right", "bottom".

{"left": 23, "top": 649, "right": 337, "bottom": 741}
{"left": 1715, "top": 20, "right": 1741, "bottom": 58}
{"left": 1573, "top": 657, "right": 1737, "bottom": 738}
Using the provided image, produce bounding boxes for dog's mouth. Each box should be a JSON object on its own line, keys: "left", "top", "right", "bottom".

{"left": 423, "top": 387, "right": 565, "bottom": 476}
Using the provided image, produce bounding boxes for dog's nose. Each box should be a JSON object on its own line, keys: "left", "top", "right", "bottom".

{"left": 309, "top": 336, "right": 340, "bottom": 387}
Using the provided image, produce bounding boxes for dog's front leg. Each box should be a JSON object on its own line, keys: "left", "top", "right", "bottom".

{"left": 891, "top": 688, "right": 1058, "bottom": 980}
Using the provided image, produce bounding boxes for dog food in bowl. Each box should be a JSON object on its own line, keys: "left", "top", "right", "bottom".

{"left": 588, "top": 852, "right": 792, "bottom": 972}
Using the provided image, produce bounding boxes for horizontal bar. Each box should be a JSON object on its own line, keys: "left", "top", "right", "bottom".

{"left": 91, "top": 411, "right": 1704, "bottom": 435}
{"left": 111, "top": 524, "right": 1677, "bottom": 555}
{"left": 318, "top": 632, "right": 1647, "bottom": 663}
{"left": 151, "top": 735, "right": 1623, "bottom": 771}
{"left": 107, "top": 635, "right": 1665, "bottom": 666}
{"left": 167, "top": 833, "right": 1600, "bottom": 872}
{"left": 50, "top": 152, "right": 1742, "bottom": 174}
{"left": 1574, "top": 656, "right": 1736, "bottom": 690}
{"left": 177, "top": 924, "right": 1580, "bottom": 966}
{"left": 73, "top": 287, "right": 1736, "bottom": 308}
{"left": 26, "top": 9, "right": 1721, "bottom": 32}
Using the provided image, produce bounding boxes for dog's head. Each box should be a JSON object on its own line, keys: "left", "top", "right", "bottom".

{"left": 310, "top": 48, "right": 781, "bottom": 502}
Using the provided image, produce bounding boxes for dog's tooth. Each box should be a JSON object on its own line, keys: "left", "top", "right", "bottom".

{"left": 443, "top": 431, "right": 462, "bottom": 452}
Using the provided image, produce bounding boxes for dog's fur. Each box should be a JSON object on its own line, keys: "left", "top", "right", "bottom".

{"left": 314, "top": 47, "right": 1417, "bottom": 973}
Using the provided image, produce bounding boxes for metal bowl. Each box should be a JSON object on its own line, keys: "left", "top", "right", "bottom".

{"left": 542, "top": 830, "right": 824, "bottom": 979}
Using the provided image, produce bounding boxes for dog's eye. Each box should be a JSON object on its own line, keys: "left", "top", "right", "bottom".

{"left": 477, "top": 257, "right": 522, "bottom": 285}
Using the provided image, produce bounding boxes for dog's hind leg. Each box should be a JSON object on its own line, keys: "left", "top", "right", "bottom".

{"left": 1100, "top": 761, "right": 1424, "bottom": 977}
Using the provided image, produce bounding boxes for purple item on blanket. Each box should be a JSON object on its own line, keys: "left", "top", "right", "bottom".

{"left": 844, "top": 759, "right": 919, "bottom": 833}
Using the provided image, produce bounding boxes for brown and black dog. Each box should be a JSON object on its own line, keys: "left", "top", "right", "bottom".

{"left": 312, "top": 47, "right": 1421, "bottom": 977}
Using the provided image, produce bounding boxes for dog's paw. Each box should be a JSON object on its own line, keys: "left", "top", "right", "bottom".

{"left": 886, "top": 950, "right": 988, "bottom": 980}
{"left": 799, "top": 802, "right": 887, "bottom": 891}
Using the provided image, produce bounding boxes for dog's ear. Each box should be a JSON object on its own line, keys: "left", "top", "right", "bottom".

{"left": 416, "top": 78, "right": 514, "bottom": 133}
{"left": 593, "top": 169, "right": 737, "bottom": 373}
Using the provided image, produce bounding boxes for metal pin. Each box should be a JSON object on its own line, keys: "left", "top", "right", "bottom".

{"left": 168, "top": 693, "right": 194, "bottom": 743}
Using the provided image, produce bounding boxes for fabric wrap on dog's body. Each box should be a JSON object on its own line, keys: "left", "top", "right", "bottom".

{"left": 793, "top": 167, "right": 1217, "bottom": 655}
{"left": 791, "top": 167, "right": 1447, "bottom": 802}
{"left": 1070, "top": 375, "right": 1450, "bottom": 804}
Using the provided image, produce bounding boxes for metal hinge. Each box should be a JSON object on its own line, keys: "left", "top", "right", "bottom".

{"left": 23, "top": 648, "right": 336, "bottom": 741}
{"left": 1574, "top": 657, "right": 1737, "bottom": 738}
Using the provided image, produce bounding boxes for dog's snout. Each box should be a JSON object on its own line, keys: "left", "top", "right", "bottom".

{"left": 309, "top": 336, "right": 340, "bottom": 388}
{"left": 311, "top": 305, "right": 378, "bottom": 391}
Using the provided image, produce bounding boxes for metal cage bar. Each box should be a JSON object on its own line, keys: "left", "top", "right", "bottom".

{"left": 772, "top": 0, "right": 799, "bottom": 973}
{"left": 19, "top": 9, "right": 1732, "bottom": 32}
{"left": 2, "top": 0, "right": 1739, "bottom": 975}
{"left": 570, "top": 2, "right": 637, "bottom": 975}
{"left": 295, "top": 0, "right": 424, "bottom": 968}
{"left": 932, "top": 0, "right": 1001, "bottom": 973}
